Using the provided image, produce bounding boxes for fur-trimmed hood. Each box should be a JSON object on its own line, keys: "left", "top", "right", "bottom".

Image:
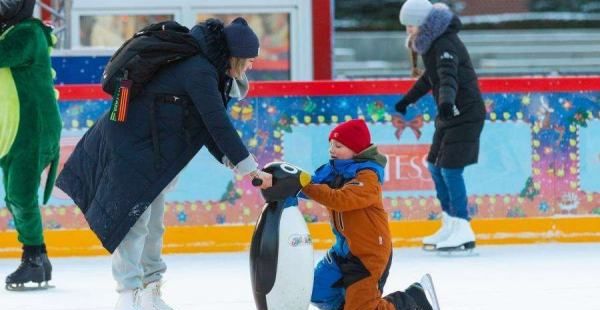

{"left": 410, "top": 3, "right": 460, "bottom": 55}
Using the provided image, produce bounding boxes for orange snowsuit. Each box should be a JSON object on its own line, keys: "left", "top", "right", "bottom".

{"left": 302, "top": 146, "right": 397, "bottom": 310}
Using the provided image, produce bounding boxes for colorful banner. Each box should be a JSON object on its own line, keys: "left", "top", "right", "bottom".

{"left": 1, "top": 78, "right": 600, "bottom": 231}
{"left": 580, "top": 119, "right": 600, "bottom": 193}
{"left": 282, "top": 121, "right": 532, "bottom": 197}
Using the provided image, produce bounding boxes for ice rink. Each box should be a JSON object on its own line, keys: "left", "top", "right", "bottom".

{"left": 1, "top": 243, "right": 599, "bottom": 310}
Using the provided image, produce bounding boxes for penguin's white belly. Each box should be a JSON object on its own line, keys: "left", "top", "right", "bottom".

{"left": 265, "top": 206, "right": 314, "bottom": 310}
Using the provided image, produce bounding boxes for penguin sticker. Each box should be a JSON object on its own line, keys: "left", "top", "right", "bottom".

{"left": 250, "top": 162, "right": 314, "bottom": 310}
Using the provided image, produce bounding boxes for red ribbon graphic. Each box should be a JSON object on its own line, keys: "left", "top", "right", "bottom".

{"left": 392, "top": 114, "right": 424, "bottom": 140}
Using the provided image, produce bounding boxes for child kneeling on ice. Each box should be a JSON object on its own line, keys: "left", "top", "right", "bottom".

{"left": 301, "top": 119, "right": 438, "bottom": 310}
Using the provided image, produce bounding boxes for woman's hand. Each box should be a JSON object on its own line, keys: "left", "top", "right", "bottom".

{"left": 395, "top": 98, "right": 411, "bottom": 115}
{"left": 250, "top": 170, "right": 273, "bottom": 189}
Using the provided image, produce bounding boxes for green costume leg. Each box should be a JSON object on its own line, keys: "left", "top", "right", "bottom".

{"left": 1, "top": 154, "right": 44, "bottom": 246}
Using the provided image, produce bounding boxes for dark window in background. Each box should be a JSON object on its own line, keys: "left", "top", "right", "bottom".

{"left": 335, "top": 0, "right": 600, "bottom": 31}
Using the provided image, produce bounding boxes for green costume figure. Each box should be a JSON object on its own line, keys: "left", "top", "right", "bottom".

{"left": 0, "top": 0, "right": 61, "bottom": 290}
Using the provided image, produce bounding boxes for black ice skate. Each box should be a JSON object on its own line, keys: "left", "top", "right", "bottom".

{"left": 417, "top": 274, "right": 440, "bottom": 310}
{"left": 41, "top": 244, "right": 53, "bottom": 282}
{"left": 384, "top": 274, "right": 440, "bottom": 310}
{"left": 5, "top": 246, "right": 52, "bottom": 291}
{"left": 41, "top": 252, "right": 52, "bottom": 282}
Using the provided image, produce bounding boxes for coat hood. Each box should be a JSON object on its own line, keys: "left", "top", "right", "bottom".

{"left": 412, "top": 3, "right": 460, "bottom": 55}
{"left": 190, "top": 19, "right": 230, "bottom": 77}
{"left": 354, "top": 144, "right": 388, "bottom": 169}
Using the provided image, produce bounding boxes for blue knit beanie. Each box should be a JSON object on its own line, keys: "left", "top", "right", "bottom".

{"left": 224, "top": 17, "right": 260, "bottom": 58}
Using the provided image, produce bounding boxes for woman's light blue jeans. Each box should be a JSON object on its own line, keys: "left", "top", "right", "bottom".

{"left": 112, "top": 193, "right": 167, "bottom": 292}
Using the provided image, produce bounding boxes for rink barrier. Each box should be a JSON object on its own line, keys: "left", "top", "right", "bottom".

{"left": 1, "top": 217, "right": 600, "bottom": 257}
{"left": 54, "top": 76, "right": 600, "bottom": 100}
{"left": 2, "top": 76, "right": 600, "bottom": 257}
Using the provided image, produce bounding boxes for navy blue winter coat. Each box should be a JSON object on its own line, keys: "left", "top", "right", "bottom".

{"left": 56, "top": 21, "right": 250, "bottom": 253}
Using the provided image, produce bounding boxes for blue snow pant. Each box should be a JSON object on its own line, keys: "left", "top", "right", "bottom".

{"left": 311, "top": 249, "right": 393, "bottom": 310}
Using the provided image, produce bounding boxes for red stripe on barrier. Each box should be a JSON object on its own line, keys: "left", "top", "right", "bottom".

{"left": 56, "top": 76, "right": 600, "bottom": 101}
{"left": 57, "top": 84, "right": 112, "bottom": 101}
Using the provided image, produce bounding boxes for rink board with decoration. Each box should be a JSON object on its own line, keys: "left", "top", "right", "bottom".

{"left": 1, "top": 77, "right": 600, "bottom": 257}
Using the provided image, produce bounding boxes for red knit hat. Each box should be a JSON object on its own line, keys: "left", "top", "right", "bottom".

{"left": 329, "top": 119, "right": 372, "bottom": 154}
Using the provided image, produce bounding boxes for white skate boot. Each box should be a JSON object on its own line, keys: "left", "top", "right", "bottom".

{"left": 140, "top": 281, "right": 174, "bottom": 310}
{"left": 435, "top": 216, "right": 476, "bottom": 252}
{"left": 422, "top": 212, "right": 452, "bottom": 251}
{"left": 115, "top": 289, "right": 142, "bottom": 310}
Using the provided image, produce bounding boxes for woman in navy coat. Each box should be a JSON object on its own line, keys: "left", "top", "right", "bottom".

{"left": 56, "top": 17, "right": 271, "bottom": 309}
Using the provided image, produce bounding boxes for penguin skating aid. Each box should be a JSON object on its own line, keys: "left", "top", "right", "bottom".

{"left": 250, "top": 162, "right": 314, "bottom": 310}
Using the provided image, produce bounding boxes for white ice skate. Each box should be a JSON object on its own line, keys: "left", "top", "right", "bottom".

{"left": 140, "top": 281, "right": 173, "bottom": 310}
{"left": 419, "top": 274, "right": 440, "bottom": 310}
{"left": 422, "top": 212, "right": 452, "bottom": 251}
{"left": 115, "top": 289, "right": 142, "bottom": 310}
{"left": 435, "top": 216, "right": 476, "bottom": 253}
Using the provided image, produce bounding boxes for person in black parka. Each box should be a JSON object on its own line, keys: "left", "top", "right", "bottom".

{"left": 396, "top": 0, "right": 485, "bottom": 252}
{"left": 56, "top": 17, "right": 272, "bottom": 310}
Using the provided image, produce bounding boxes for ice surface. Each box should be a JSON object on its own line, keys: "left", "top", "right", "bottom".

{"left": 1, "top": 243, "right": 599, "bottom": 310}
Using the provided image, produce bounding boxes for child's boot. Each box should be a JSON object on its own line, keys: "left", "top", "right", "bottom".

{"left": 405, "top": 282, "right": 434, "bottom": 310}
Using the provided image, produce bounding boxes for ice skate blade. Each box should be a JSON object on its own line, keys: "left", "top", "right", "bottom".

{"left": 422, "top": 244, "right": 437, "bottom": 252}
{"left": 435, "top": 242, "right": 478, "bottom": 257}
{"left": 5, "top": 281, "right": 54, "bottom": 292}
{"left": 419, "top": 274, "right": 440, "bottom": 310}
{"left": 436, "top": 241, "right": 476, "bottom": 252}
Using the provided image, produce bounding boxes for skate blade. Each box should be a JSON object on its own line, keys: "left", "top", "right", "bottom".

{"left": 436, "top": 241, "right": 476, "bottom": 252}
{"left": 422, "top": 244, "right": 437, "bottom": 252}
{"left": 419, "top": 274, "right": 441, "bottom": 310}
{"left": 5, "top": 281, "right": 54, "bottom": 292}
{"left": 436, "top": 250, "right": 479, "bottom": 258}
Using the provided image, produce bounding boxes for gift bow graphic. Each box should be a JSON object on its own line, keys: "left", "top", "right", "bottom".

{"left": 392, "top": 114, "right": 424, "bottom": 140}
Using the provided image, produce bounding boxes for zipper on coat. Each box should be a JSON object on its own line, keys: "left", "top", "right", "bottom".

{"left": 331, "top": 210, "right": 344, "bottom": 232}
{"left": 336, "top": 211, "right": 344, "bottom": 231}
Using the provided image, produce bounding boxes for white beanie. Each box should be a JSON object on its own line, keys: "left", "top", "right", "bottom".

{"left": 399, "top": 0, "right": 433, "bottom": 26}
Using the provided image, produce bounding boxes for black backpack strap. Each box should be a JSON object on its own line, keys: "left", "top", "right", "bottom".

{"left": 137, "top": 21, "right": 191, "bottom": 35}
{"left": 101, "top": 20, "right": 200, "bottom": 98}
